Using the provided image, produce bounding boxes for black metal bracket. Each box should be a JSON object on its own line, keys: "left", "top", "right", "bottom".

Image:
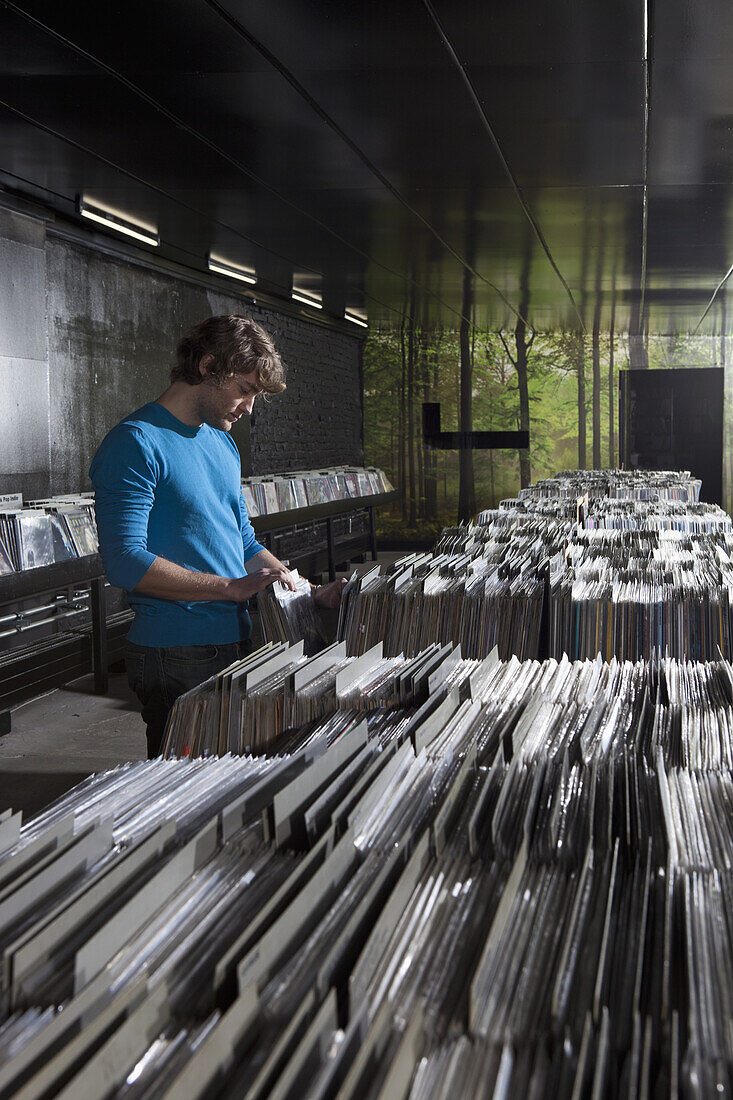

{"left": 422, "top": 403, "right": 529, "bottom": 451}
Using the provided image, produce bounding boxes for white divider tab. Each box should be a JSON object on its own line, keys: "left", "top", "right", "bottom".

{"left": 241, "top": 989, "right": 316, "bottom": 1100}
{"left": 0, "top": 811, "right": 22, "bottom": 857}
{"left": 427, "top": 645, "right": 462, "bottom": 695}
{"left": 469, "top": 647, "right": 501, "bottom": 700}
{"left": 160, "top": 985, "right": 260, "bottom": 1100}
{"left": 213, "top": 826, "right": 335, "bottom": 994}
{"left": 9, "top": 821, "right": 177, "bottom": 1007}
{"left": 237, "top": 827, "right": 358, "bottom": 994}
{"left": 245, "top": 641, "right": 303, "bottom": 691}
{"left": 0, "top": 813, "right": 75, "bottom": 891}
{"left": 433, "top": 742, "right": 477, "bottom": 858}
{"left": 350, "top": 830, "right": 430, "bottom": 1009}
{"left": 273, "top": 720, "right": 367, "bottom": 847}
{"left": 221, "top": 760, "right": 303, "bottom": 843}
{"left": 54, "top": 983, "right": 170, "bottom": 1100}
{"left": 347, "top": 740, "right": 414, "bottom": 840}
{"left": 266, "top": 990, "right": 338, "bottom": 1100}
{"left": 74, "top": 817, "right": 217, "bottom": 993}
{"left": 413, "top": 687, "right": 460, "bottom": 755}
{"left": 293, "top": 641, "right": 347, "bottom": 693}
{"left": 335, "top": 642, "right": 383, "bottom": 696}
{"left": 0, "top": 819, "right": 113, "bottom": 938}
{"left": 12, "top": 975, "right": 148, "bottom": 1100}
{"left": 374, "top": 1004, "right": 424, "bottom": 1100}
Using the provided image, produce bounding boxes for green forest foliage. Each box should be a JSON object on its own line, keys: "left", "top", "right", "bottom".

{"left": 363, "top": 326, "right": 731, "bottom": 542}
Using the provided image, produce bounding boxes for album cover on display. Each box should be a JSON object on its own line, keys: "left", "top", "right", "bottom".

{"left": 16, "top": 511, "right": 56, "bottom": 570}
{"left": 0, "top": 537, "right": 14, "bottom": 574}
{"left": 62, "top": 510, "right": 99, "bottom": 557}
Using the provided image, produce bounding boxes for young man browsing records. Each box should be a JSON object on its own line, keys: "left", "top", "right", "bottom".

{"left": 91, "top": 314, "right": 344, "bottom": 757}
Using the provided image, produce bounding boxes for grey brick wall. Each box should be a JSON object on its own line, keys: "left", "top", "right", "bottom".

{"left": 205, "top": 288, "right": 364, "bottom": 475}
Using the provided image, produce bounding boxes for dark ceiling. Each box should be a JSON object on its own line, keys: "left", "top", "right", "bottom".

{"left": 1, "top": 0, "right": 732, "bottom": 335}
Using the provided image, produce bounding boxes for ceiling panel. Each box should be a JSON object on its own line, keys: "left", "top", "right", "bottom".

{"left": 0, "top": 0, "right": 732, "bottom": 334}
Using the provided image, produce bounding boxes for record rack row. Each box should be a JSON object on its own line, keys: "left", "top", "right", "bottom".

{"left": 0, "top": 476, "right": 398, "bottom": 730}
{"left": 1, "top": 643, "right": 732, "bottom": 1097}
{"left": 335, "top": 468, "right": 733, "bottom": 665}
{"left": 0, "top": 467, "right": 731, "bottom": 1097}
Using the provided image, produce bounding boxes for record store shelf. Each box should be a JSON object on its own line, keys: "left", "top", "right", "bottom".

{"left": 251, "top": 491, "right": 399, "bottom": 581}
{"left": 0, "top": 555, "right": 130, "bottom": 733}
{"left": 0, "top": 495, "right": 398, "bottom": 731}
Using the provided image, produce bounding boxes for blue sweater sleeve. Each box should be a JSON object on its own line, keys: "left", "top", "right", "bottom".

{"left": 240, "top": 491, "right": 265, "bottom": 564}
{"left": 90, "top": 426, "right": 158, "bottom": 590}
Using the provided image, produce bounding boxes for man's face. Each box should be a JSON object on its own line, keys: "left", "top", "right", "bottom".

{"left": 196, "top": 365, "right": 262, "bottom": 431}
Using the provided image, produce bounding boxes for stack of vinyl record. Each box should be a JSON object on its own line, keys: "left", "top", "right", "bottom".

{"left": 241, "top": 466, "right": 393, "bottom": 518}
{"left": 161, "top": 639, "right": 478, "bottom": 757}
{"left": 337, "top": 551, "right": 547, "bottom": 662}
{"left": 257, "top": 570, "right": 326, "bottom": 656}
{"left": 1, "top": 494, "right": 99, "bottom": 572}
{"left": 551, "top": 527, "right": 733, "bottom": 660}
{"left": 334, "top": 471, "right": 733, "bottom": 664}
{"left": 517, "top": 468, "right": 703, "bottom": 502}
{"left": 2, "top": 651, "right": 733, "bottom": 1096}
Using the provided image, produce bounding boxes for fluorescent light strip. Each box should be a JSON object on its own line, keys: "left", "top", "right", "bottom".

{"left": 292, "top": 289, "right": 323, "bottom": 309}
{"left": 78, "top": 202, "right": 159, "bottom": 247}
{"left": 345, "top": 312, "right": 368, "bottom": 329}
{"left": 208, "top": 258, "right": 257, "bottom": 285}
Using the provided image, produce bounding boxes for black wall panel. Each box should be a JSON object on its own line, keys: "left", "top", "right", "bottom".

{"left": 621, "top": 367, "right": 724, "bottom": 505}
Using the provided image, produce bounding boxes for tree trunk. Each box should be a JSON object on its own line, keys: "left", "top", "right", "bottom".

{"left": 628, "top": 304, "right": 649, "bottom": 368}
{"left": 424, "top": 335, "right": 440, "bottom": 520}
{"left": 399, "top": 310, "right": 407, "bottom": 521}
{"left": 417, "top": 323, "right": 428, "bottom": 519}
{"left": 406, "top": 285, "right": 417, "bottom": 528}
{"left": 577, "top": 335, "right": 587, "bottom": 469}
{"left": 515, "top": 234, "right": 532, "bottom": 488}
{"left": 592, "top": 221, "right": 605, "bottom": 468}
{"left": 608, "top": 276, "right": 616, "bottom": 467}
{"left": 485, "top": 339, "right": 497, "bottom": 506}
{"left": 458, "top": 262, "right": 476, "bottom": 522}
{"left": 723, "top": 295, "right": 732, "bottom": 513}
{"left": 576, "top": 205, "right": 593, "bottom": 468}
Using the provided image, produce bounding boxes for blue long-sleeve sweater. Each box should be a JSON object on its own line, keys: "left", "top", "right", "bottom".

{"left": 89, "top": 402, "right": 264, "bottom": 646}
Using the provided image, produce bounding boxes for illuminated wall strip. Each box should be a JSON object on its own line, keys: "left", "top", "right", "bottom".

{"left": 292, "top": 289, "right": 323, "bottom": 309}
{"left": 345, "top": 311, "right": 368, "bottom": 329}
{"left": 207, "top": 257, "right": 257, "bottom": 285}
{"left": 77, "top": 199, "right": 159, "bottom": 247}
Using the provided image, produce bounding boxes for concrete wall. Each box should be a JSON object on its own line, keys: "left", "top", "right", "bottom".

{"left": 0, "top": 204, "right": 363, "bottom": 499}
{"left": 0, "top": 209, "right": 50, "bottom": 500}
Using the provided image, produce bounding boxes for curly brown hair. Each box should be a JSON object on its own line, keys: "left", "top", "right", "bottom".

{"left": 171, "top": 315, "right": 286, "bottom": 393}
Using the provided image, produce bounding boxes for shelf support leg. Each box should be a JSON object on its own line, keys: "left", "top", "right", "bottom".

{"left": 90, "top": 577, "right": 108, "bottom": 695}
{"left": 369, "top": 507, "right": 378, "bottom": 561}
{"left": 326, "top": 517, "right": 336, "bottom": 582}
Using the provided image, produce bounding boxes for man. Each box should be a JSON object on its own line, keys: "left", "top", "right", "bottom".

{"left": 91, "top": 314, "right": 343, "bottom": 757}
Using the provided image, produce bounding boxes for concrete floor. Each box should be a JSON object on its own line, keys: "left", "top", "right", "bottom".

{"left": 0, "top": 673, "right": 146, "bottom": 820}
{"left": 0, "top": 551, "right": 414, "bottom": 823}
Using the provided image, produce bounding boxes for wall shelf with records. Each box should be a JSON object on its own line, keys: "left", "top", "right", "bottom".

{"left": 242, "top": 467, "right": 397, "bottom": 581}
{"left": 0, "top": 495, "right": 127, "bottom": 731}
{"left": 251, "top": 491, "right": 399, "bottom": 581}
{"left": 2, "top": 645, "right": 733, "bottom": 1096}
{"left": 0, "top": 554, "right": 129, "bottom": 732}
{"left": 0, "top": 494, "right": 99, "bottom": 575}
{"left": 241, "top": 467, "right": 394, "bottom": 518}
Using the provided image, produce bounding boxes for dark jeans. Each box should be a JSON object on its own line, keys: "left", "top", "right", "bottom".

{"left": 124, "top": 639, "right": 253, "bottom": 758}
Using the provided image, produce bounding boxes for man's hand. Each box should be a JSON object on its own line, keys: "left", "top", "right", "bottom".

{"left": 311, "top": 577, "right": 348, "bottom": 609}
{"left": 224, "top": 567, "right": 297, "bottom": 602}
